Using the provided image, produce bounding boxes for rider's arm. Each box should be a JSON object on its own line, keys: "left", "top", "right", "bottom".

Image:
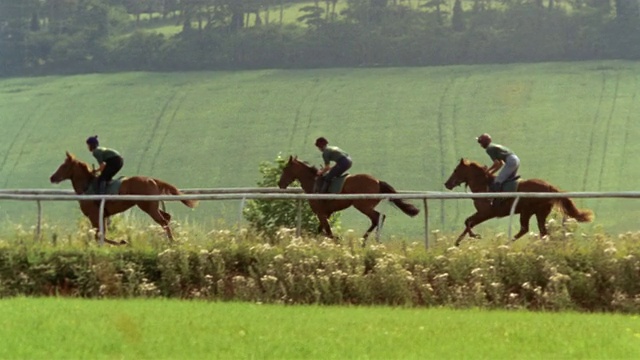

{"left": 486, "top": 159, "right": 504, "bottom": 175}
{"left": 317, "top": 164, "right": 331, "bottom": 176}
{"left": 98, "top": 162, "right": 106, "bottom": 172}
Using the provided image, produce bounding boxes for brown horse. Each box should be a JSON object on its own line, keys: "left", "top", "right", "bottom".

{"left": 444, "top": 158, "right": 593, "bottom": 246}
{"left": 49, "top": 152, "right": 198, "bottom": 245}
{"left": 277, "top": 156, "right": 419, "bottom": 242}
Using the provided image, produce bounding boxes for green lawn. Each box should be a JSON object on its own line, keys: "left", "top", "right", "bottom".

{"left": 1, "top": 61, "right": 639, "bottom": 238}
{"left": 0, "top": 298, "right": 638, "bottom": 359}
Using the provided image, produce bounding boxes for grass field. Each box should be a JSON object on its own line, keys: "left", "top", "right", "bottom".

{"left": 0, "top": 298, "right": 638, "bottom": 359}
{"left": 1, "top": 61, "right": 639, "bottom": 238}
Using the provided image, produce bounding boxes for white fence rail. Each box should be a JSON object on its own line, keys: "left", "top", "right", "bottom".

{"left": 1, "top": 188, "right": 635, "bottom": 248}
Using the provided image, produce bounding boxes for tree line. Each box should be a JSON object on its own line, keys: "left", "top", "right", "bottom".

{"left": 1, "top": 0, "right": 639, "bottom": 76}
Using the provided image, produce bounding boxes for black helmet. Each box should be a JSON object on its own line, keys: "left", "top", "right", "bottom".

{"left": 86, "top": 135, "right": 99, "bottom": 146}
{"left": 315, "top": 137, "right": 328, "bottom": 146}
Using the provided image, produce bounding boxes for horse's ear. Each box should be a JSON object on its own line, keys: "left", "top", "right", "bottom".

{"left": 288, "top": 155, "right": 292, "bottom": 162}
{"left": 460, "top": 158, "right": 468, "bottom": 165}
{"left": 65, "top": 151, "right": 74, "bottom": 160}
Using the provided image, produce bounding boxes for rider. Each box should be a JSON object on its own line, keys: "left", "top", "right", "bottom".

{"left": 315, "top": 137, "right": 352, "bottom": 193}
{"left": 86, "top": 135, "right": 124, "bottom": 194}
{"left": 476, "top": 133, "right": 520, "bottom": 193}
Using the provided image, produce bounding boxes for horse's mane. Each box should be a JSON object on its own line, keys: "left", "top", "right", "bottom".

{"left": 463, "top": 159, "right": 495, "bottom": 180}
{"left": 67, "top": 153, "right": 94, "bottom": 176}
{"left": 294, "top": 158, "right": 319, "bottom": 174}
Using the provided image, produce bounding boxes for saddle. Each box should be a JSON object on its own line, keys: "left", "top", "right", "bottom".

{"left": 490, "top": 174, "right": 520, "bottom": 192}
{"left": 314, "top": 173, "right": 349, "bottom": 194}
{"left": 85, "top": 176, "right": 127, "bottom": 195}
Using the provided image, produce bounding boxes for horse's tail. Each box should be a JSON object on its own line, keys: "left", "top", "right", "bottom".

{"left": 379, "top": 181, "right": 420, "bottom": 217}
{"left": 155, "top": 179, "right": 199, "bottom": 208}
{"left": 547, "top": 184, "right": 593, "bottom": 222}
{"left": 556, "top": 197, "right": 594, "bottom": 222}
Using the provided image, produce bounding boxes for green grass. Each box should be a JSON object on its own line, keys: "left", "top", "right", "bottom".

{"left": 1, "top": 61, "right": 639, "bottom": 237}
{"left": 0, "top": 298, "right": 638, "bottom": 359}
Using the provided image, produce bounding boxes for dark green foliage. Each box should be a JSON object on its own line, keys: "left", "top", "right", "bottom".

{"left": 1, "top": 0, "right": 640, "bottom": 76}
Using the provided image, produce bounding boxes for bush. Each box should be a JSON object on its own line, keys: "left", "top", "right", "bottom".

{"left": 2, "top": 221, "right": 640, "bottom": 312}
{"left": 242, "top": 154, "right": 340, "bottom": 240}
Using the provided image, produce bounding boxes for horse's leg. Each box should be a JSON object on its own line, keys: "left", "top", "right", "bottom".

{"left": 137, "top": 201, "right": 174, "bottom": 241}
{"left": 535, "top": 204, "right": 554, "bottom": 238}
{"left": 513, "top": 211, "right": 533, "bottom": 241}
{"left": 88, "top": 212, "right": 125, "bottom": 246}
{"left": 455, "top": 217, "right": 474, "bottom": 246}
{"left": 160, "top": 209, "right": 172, "bottom": 223}
{"left": 316, "top": 213, "right": 333, "bottom": 239}
{"left": 358, "top": 208, "right": 381, "bottom": 243}
{"left": 455, "top": 211, "right": 495, "bottom": 246}
{"left": 322, "top": 211, "right": 334, "bottom": 233}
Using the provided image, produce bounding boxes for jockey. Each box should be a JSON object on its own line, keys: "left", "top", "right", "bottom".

{"left": 86, "top": 135, "right": 124, "bottom": 194}
{"left": 476, "top": 133, "right": 520, "bottom": 192}
{"left": 315, "top": 137, "right": 352, "bottom": 193}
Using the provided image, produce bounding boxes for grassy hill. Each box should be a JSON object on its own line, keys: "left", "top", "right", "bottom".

{"left": 1, "top": 60, "right": 639, "bottom": 238}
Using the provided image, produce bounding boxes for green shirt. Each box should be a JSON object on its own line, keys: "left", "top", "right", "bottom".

{"left": 92, "top": 147, "right": 121, "bottom": 163}
{"left": 485, "top": 143, "right": 514, "bottom": 162}
{"left": 322, "top": 146, "right": 349, "bottom": 165}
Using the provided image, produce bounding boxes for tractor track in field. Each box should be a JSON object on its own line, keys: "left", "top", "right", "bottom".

{"left": 436, "top": 79, "right": 454, "bottom": 229}
{"left": 288, "top": 77, "right": 321, "bottom": 151}
{"left": 450, "top": 74, "right": 471, "bottom": 226}
{"left": 148, "top": 92, "right": 187, "bottom": 173}
{"left": 303, "top": 77, "right": 335, "bottom": 148}
{"left": 2, "top": 102, "right": 46, "bottom": 187}
{"left": 0, "top": 110, "right": 32, "bottom": 178}
{"left": 581, "top": 71, "right": 607, "bottom": 191}
{"left": 619, "top": 73, "right": 638, "bottom": 180}
{"left": 597, "top": 73, "right": 619, "bottom": 191}
{"left": 4, "top": 122, "right": 36, "bottom": 188}
{"left": 137, "top": 92, "right": 177, "bottom": 175}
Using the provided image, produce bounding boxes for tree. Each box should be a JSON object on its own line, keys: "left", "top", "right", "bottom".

{"left": 451, "top": 0, "right": 464, "bottom": 31}
{"left": 243, "top": 154, "right": 340, "bottom": 239}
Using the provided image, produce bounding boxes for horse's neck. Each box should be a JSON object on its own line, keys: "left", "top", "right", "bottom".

{"left": 295, "top": 168, "right": 317, "bottom": 193}
{"left": 468, "top": 170, "right": 491, "bottom": 193}
{"left": 70, "top": 164, "right": 93, "bottom": 194}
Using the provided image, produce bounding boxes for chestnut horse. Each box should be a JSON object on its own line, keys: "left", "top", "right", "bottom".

{"left": 278, "top": 156, "right": 419, "bottom": 242}
{"left": 49, "top": 152, "right": 198, "bottom": 245}
{"left": 444, "top": 158, "right": 593, "bottom": 246}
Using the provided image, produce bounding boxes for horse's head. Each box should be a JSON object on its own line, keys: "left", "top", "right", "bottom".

{"left": 278, "top": 156, "right": 315, "bottom": 189}
{"left": 444, "top": 158, "right": 489, "bottom": 190}
{"left": 49, "top": 152, "right": 92, "bottom": 184}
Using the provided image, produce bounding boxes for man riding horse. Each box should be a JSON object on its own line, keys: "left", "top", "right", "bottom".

{"left": 477, "top": 133, "right": 520, "bottom": 204}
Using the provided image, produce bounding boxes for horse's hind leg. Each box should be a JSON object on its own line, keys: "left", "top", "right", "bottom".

{"left": 138, "top": 201, "right": 174, "bottom": 241}
{"left": 535, "top": 204, "right": 553, "bottom": 238}
{"left": 354, "top": 203, "right": 381, "bottom": 244}
{"left": 513, "top": 211, "right": 533, "bottom": 241}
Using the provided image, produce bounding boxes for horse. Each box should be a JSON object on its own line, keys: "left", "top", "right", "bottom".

{"left": 444, "top": 158, "right": 594, "bottom": 246}
{"left": 49, "top": 152, "right": 198, "bottom": 245}
{"left": 277, "top": 156, "right": 420, "bottom": 243}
